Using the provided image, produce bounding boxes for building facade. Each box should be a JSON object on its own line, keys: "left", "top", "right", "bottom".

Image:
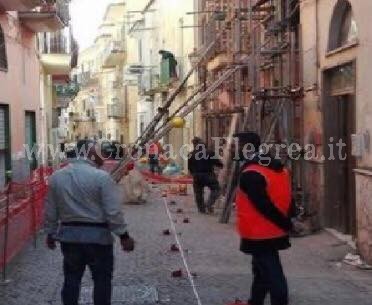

{"left": 0, "top": 9, "right": 40, "bottom": 187}
{"left": 195, "top": 0, "right": 253, "bottom": 147}
{"left": 127, "top": 0, "right": 196, "bottom": 168}
{"left": 192, "top": 0, "right": 372, "bottom": 263}
{"left": 39, "top": 23, "right": 78, "bottom": 167}
{"left": 0, "top": 0, "right": 74, "bottom": 186}
{"left": 300, "top": 0, "right": 372, "bottom": 263}
{"left": 70, "top": 1, "right": 127, "bottom": 144}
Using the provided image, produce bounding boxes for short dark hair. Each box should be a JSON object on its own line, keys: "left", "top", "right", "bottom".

{"left": 233, "top": 132, "right": 261, "bottom": 152}
{"left": 76, "top": 139, "right": 96, "bottom": 156}
{"left": 192, "top": 137, "right": 203, "bottom": 146}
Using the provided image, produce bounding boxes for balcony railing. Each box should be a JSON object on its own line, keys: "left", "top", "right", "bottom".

{"left": 139, "top": 71, "right": 160, "bottom": 96}
{"left": 19, "top": 0, "right": 70, "bottom": 33}
{"left": 69, "top": 112, "right": 95, "bottom": 123}
{"left": 77, "top": 71, "right": 98, "bottom": 86}
{"left": 39, "top": 37, "right": 69, "bottom": 54}
{"left": 112, "top": 79, "right": 123, "bottom": 89}
{"left": 107, "top": 103, "right": 124, "bottom": 119}
{"left": 102, "top": 40, "right": 126, "bottom": 68}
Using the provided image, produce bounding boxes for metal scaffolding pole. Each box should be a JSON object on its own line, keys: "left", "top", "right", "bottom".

{"left": 111, "top": 67, "right": 240, "bottom": 181}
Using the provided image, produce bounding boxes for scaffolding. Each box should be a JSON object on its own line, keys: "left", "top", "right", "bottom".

{"left": 112, "top": 0, "right": 305, "bottom": 219}
{"left": 193, "top": 0, "right": 253, "bottom": 148}
{"left": 249, "top": 0, "right": 304, "bottom": 205}
{"left": 191, "top": 0, "right": 304, "bottom": 222}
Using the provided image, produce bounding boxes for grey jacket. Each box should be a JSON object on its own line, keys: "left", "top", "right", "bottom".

{"left": 44, "top": 160, "right": 127, "bottom": 245}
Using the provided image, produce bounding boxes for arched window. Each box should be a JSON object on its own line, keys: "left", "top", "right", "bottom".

{"left": 0, "top": 24, "right": 8, "bottom": 71}
{"left": 328, "top": 0, "right": 358, "bottom": 51}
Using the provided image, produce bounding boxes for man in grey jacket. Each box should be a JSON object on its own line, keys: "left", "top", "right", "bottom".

{"left": 45, "top": 140, "right": 135, "bottom": 305}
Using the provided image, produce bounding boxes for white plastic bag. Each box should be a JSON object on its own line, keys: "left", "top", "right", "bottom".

{"left": 119, "top": 168, "right": 150, "bottom": 204}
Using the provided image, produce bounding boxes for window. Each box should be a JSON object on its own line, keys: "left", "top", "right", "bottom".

{"left": 328, "top": 0, "right": 358, "bottom": 51}
{"left": 328, "top": 63, "right": 355, "bottom": 96}
{"left": 0, "top": 24, "right": 8, "bottom": 71}
{"left": 339, "top": 7, "right": 358, "bottom": 46}
{"left": 25, "top": 112, "right": 37, "bottom": 170}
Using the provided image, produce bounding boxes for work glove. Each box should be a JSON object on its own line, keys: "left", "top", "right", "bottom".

{"left": 46, "top": 234, "right": 57, "bottom": 250}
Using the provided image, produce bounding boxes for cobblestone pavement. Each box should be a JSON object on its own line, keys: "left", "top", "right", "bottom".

{"left": 1, "top": 185, "right": 372, "bottom": 305}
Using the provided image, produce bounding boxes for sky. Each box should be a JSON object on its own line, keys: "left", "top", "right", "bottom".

{"left": 70, "top": 0, "right": 113, "bottom": 51}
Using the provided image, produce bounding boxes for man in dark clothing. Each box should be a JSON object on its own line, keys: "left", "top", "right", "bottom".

{"left": 234, "top": 132, "right": 293, "bottom": 305}
{"left": 188, "top": 137, "right": 223, "bottom": 214}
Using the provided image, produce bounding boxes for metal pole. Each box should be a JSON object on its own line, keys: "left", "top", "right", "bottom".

{"left": 30, "top": 183, "right": 37, "bottom": 249}
{"left": 111, "top": 67, "right": 239, "bottom": 181}
{"left": 234, "top": 0, "right": 242, "bottom": 107}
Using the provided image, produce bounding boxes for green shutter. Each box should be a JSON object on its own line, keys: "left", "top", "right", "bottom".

{"left": 0, "top": 107, "right": 8, "bottom": 150}
{"left": 160, "top": 58, "right": 171, "bottom": 85}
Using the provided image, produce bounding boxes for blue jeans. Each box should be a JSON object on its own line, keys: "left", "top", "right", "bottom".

{"left": 250, "top": 250, "right": 288, "bottom": 305}
{"left": 61, "top": 243, "right": 114, "bottom": 305}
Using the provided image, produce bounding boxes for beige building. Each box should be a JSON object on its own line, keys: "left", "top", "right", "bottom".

{"left": 70, "top": 1, "right": 127, "bottom": 143}
{"left": 300, "top": 0, "right": 372, "bottom": 262}
{"left": 126, "top": 0, "right": 197, "bottom": 168}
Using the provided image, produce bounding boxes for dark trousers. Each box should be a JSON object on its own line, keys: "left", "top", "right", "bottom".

{"left": 250, "top": 250, "right": 288, "bottom": 305}
{"left": 192, "top": 173, "right": 220, "bottom": 212}
{"left": 61, "top": 243, "right": 114, "bottom": 305}
{"left": 149, "top": 154, "right": 161, "bottom": 174}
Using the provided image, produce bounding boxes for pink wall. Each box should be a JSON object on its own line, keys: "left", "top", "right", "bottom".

{"left": 0, "top": 12, "right": 41, "bottom": 156}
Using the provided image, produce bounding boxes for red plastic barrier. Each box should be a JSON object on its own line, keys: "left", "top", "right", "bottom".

{"left": 140, "top": 170, "right": 193, "bottom": 184}
{"left": 0, "top": 166, "right": 53, "bottom": 271}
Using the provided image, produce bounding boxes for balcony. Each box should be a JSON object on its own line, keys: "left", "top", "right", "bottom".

{"left": 102, "top": 41, "right": 126, "bottom": 68}
{"left": 19, "top": 0, "right": 70, "bottom": 33}
{"left": 107, "top": 102, "right": 124, "bottom": 119}
{"left": 140, "top": 71, "right": 160, "bottom": 96}
{"left": 78, "top": 71, "right": 99, "bottom": 86}
{"left": 55, "top": 81, "right": 79, "bottom": 108}
{"left": 207, "top": 53, "right": 233, "bottom": 72}
{"left": 112, "top": 77, "right": 123, "bottom": 90}
{"left": 0, "top": 0, "right": 40, "bottom": 11}
{"left": 69, "top": 112, "right": 95, "bottom": 123}
{"left": 39, "top": 36, "right": 77, "bottom": 75}
{"left": 40, "top": 53, "right": 72, "bottom": 75}
{"left": 160, "top": 56, "right": 178, "bottom": 87}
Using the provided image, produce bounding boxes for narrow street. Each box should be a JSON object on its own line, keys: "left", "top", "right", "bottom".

{"left": 1, "top": 186, "right": 372, "bottom": 305}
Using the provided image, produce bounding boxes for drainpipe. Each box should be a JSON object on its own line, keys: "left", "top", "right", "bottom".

{"left": 315, "top": 0, "right": 320, "bottom": 97}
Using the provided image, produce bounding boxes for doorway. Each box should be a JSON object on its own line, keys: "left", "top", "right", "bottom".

{"left": 0, "top": 105, "right": 10, "bottom": 188}
{"left": 323, "top": 63, "right": 356, "bottom": 234}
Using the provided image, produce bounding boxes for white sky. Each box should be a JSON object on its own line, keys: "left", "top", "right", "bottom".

{"left": 70, "top": 0, "right": 113, "bottom": 51}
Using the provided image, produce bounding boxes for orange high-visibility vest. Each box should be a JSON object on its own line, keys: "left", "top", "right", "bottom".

{"left": 236, "top": 164, "right": 292, "bottom": 240}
